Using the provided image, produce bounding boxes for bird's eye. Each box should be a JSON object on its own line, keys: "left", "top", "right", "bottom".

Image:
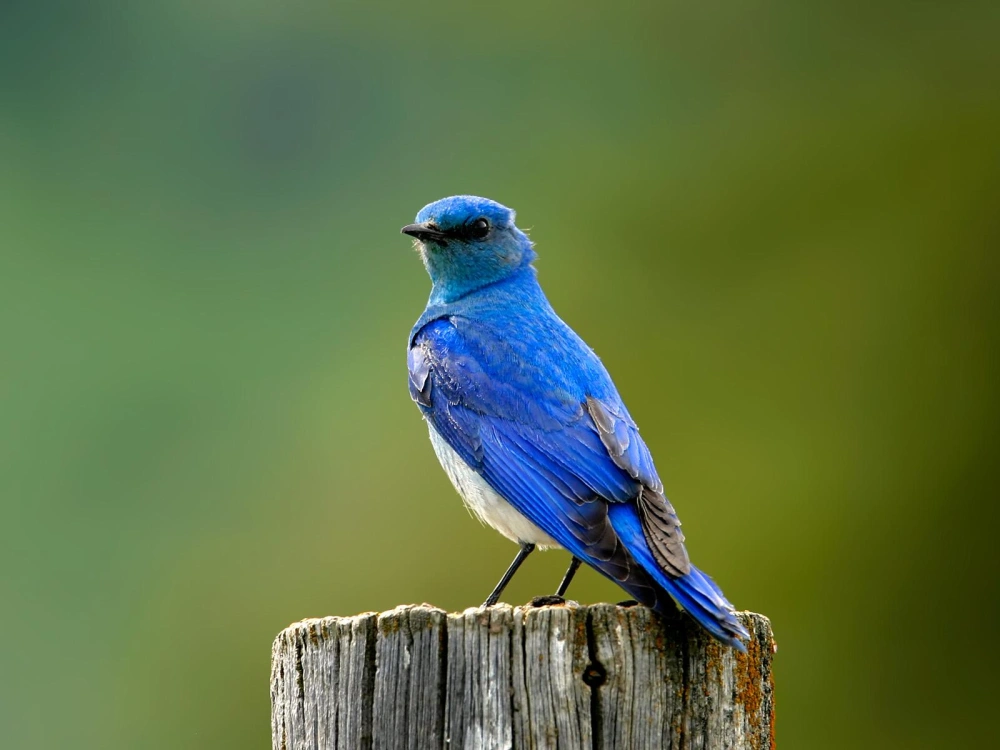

{"left": 469, "top": 218, "right": 490, "bottom": 239}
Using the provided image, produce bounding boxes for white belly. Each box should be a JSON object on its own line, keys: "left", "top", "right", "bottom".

{"left": 427, "top": 424, "right": 560, "bottom": 549}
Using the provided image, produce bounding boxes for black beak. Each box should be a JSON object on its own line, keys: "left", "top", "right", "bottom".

{"left": 401, "top": 222, "right": 448, "bottom": 244}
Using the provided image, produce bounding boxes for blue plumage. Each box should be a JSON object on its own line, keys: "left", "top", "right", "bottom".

{"left": 404, "top": 195, "right": 748, "bottom": 649}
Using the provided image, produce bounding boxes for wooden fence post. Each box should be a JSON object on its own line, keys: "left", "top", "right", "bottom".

{"left": 271, "top": 602, "right": 775, "bottom": 750}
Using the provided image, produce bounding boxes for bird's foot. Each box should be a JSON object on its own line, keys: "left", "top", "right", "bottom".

{"left": 529, "top": 594, "right": 566, "bottom": 607}
{"left": 616, "top": 599, "right": 640, "bottom": 608}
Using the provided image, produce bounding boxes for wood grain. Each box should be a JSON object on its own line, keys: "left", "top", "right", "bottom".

{"left": 271, "top": 602, "right": 775, "bottom": 750}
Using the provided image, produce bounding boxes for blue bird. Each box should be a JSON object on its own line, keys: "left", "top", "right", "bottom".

{"left": 403, "top": 195, "right": 748, "bottom": 650}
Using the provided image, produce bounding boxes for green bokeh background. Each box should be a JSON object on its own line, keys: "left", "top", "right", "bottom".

{"left": 2, "top": 2, "right": 997, "bottom": 748}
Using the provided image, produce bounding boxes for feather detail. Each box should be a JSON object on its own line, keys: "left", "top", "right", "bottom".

{"left": 636, "top": 486, "right": 691, "bottom": 577}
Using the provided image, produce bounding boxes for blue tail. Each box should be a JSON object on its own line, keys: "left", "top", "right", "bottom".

{"left": 606, "top": 503, "right": 749, "bottom": 651}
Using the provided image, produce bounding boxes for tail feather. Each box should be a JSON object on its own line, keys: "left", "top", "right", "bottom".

{"left": 607, "top": 503, "right": 749, "bottom": 651}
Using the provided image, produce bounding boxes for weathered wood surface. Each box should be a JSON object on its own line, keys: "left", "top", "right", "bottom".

{"left": 271, "top": 602, "right": 775, "bottom": 750}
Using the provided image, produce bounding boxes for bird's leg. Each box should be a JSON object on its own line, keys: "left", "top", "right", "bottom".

{"left": 555, "top": 556, "right": 583, "bottom": 598}
{"left": 483, "top": 542, "right": 535, "bottom": 607}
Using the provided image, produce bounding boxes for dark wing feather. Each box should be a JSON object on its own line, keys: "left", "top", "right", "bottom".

{"left": 408, "top": 345, "right": 433, "bottom": 407}
{"left": 587, "top": 397, "right": 690, "bottom": 576}
{"left": 586, "top": 396, "right": 662, "bottom": 493}
{"left": 636, "top": 486, "right": 691, "bottom": 577}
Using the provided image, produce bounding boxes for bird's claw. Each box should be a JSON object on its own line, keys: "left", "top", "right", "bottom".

{"left": 530, "top": 594, "right": 566, "bottom": 607}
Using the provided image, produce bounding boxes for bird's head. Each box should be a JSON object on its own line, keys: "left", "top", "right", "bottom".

{"left": 402, "top": 195, "right": 536, "bottom": 302}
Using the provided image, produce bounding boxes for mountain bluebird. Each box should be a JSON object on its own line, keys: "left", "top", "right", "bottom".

{"left": 403, "top": 195, "right": 748, "bottom": 649}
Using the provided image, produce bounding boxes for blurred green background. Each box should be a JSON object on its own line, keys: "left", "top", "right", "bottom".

{"left": 2, "top": 1, "right": 997, "bottom": 748}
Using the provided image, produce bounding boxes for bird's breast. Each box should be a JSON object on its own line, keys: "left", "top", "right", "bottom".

{"left": 426, "top": 424, "right": 559, "bottom": 549}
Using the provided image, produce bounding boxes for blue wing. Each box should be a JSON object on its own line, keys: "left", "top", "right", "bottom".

{"left": 409, "top": 313, "right": 748, "bottom": 648}
{"left": 410, "top": 313, "right": 660, "bottom": 491}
